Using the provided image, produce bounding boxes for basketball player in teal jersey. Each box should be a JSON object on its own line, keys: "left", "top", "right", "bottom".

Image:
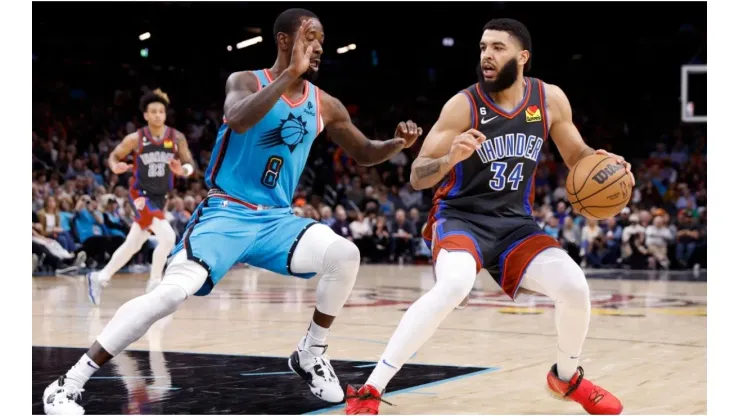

{"left": 42, "top": 8, "right": 422, "bottom": 414}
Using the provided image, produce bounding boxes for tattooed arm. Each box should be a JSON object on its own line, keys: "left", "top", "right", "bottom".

{"left": 410, "top": 93, "right": 485, "bottom": 190}
{"left": 321, "top": 90, "right": 422, "bottom": 166}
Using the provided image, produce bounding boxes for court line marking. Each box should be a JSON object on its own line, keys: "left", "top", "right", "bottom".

{"left": 240, "top": 371, "right": 294, "bottom": 376}
{"left": 302, "top": 367, "right": 500, "bottom": 415}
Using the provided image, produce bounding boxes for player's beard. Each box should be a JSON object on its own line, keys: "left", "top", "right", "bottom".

{"left": 477, "top": 57, "right": 518, "bottom": 93}
{"left": 302, "top": 68, "right": 318, "bottom": 82}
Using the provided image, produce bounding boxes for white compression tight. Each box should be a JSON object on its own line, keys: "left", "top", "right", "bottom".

{"left": 366, "top": 247, "right": 590, "bottom": 391}
{"left": 98, "top": 217, "right": 176, "bottom": 283}
{"left": 96, "top": 222, "right": 359, "bottom": 358}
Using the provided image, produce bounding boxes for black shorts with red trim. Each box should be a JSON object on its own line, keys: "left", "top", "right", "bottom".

{"left": 423, "top": 208, "right": 562, "bottom": 299}
{"left": 129, "top": 187, "right": 166, "bottom": 230}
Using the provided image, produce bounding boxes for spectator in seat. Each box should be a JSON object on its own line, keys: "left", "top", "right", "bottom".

{"left": 371, "top": 214, "right": 391, "bottom": 263}
{"left": 675, "top": 209, "right": 700, "bottom": 269}
{"left": 331, "top": 205, "right": 353, "bottom": 241}
{"left": 37, "top": 195, "right": 76, "bottom": 252}
{"left": 349, "top": 210, "right": 373, "bottom": 259}
{"left": 645, "top": 215, "right": 673, "bottom": 269}
{"left": 543, "top": 215, "right": 560, "bottom": 239}
{"left": 320, "top": 205, "right": 336, "bottom": 227}
{"left": 559, "top": 216, "right": 582, "bottom": 263}
{"left": 603, "top": 217, "right": 623, "bottom": 264}
{"left": 390, "top": 208, "right": 415, "bottom": 262}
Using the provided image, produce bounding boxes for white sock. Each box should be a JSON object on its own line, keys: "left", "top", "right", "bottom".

{"left": 64, "top": 354, "right": 99, "bottom": 390}
{"left": 303, "top": 322, "right": 330, "bottom": 356}
{"left": 99, "top": 224, "right": 149, "bottom": 283}
{"left": 365, "top": 249, "right": 477, "bottom": 391}
{"left": 518, "top": 248, "right": 591, "bottom": 383}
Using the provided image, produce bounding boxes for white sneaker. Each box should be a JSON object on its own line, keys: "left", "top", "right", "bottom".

{"left": 43, "top": 376, "right": 85, "bottom": 415}
{"left": 288, "top": 338, "right": 344, "bottom": 403}
{"left": 86, "top": 272, "right": 104, "bottom": 306}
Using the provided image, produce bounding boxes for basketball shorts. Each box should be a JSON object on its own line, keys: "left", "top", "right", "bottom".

{"left": 422, "top": 208, "right": 562, "bottom": 299}
{"left": 129, "top": 188, "right": 166, "bottom": 230}
{"left": 170, "top": 192, "right": 317, "bottom": 296}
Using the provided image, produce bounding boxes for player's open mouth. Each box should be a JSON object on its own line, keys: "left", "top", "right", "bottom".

{"left": 482, "top": 63, "right": 496, "bottom": 78}
{"left": 310, "top": 60, "right": 321, "bottom": 69}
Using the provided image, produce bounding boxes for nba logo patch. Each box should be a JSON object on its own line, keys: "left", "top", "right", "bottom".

{"left": 164, "top": 139, "right": 174, "bottom": 149}
{"left": 525, "top": 105, "right": 542, "bottom": 123}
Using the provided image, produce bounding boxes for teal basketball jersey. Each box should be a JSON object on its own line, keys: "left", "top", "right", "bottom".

{"left": 205, "top": 69, "right": 324, "bottom": 207}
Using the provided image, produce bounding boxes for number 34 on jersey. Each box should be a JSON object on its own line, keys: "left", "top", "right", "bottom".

{"left": 474, "top": 132, "right": 545, "bottom": 192}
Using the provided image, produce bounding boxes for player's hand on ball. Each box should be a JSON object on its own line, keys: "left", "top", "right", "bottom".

{"left": 169, "top": 159, "right": 185, "bottom": 176}
{"left": 133, "top": 197, "right": 146, "bottom": 211}
{"left": 287, "top": 19, "right": 315, "bottom": 77}
{"left": 447, "top": 129, "right": 486, "bottom": 165}
{"left": 111, "top": 162, "right": 133, "bottom": 174}
{"left": 595, "top": 149, "right": 634, "bottom": 186}
{"left": 394, "top": 120, "right": 423, "bottom": 148}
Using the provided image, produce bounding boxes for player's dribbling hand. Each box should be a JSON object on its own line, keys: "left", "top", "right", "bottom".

{"left": 447, "top": 129, "right": 486, "bottom": 165}
{"left": 595, "top": 149, "right": 635, "bottom": 186}
{"left": 287, "top": 19, "right": 315, "bottom": 78}
{"left": 394, "top": 120, "right": 423, "bottom": 148}
{"left": 111, "top": 162, "right": 133, "bottom": 174}
{"left": 169, "top": 159, "right": 185, "bottom": 176}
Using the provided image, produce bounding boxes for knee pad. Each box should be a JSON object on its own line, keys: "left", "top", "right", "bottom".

{"left": 434, "top": 249, "right": 477, "bottom": 303}
{"left": 322, "top": 238, "right": 360, "bottom": 283}
{"left": 542, "top": 249, "right": 590, "bottom": 309}
{"left": 160, "top": 250, "right": 209, "bottom": 297}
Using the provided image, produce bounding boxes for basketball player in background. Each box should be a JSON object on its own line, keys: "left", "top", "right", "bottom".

{"left": 43, "top": 8, "right": 421, "bottom": 414}
{"left": 346, "top": 19, "right": 634, "bottom": 415}
{"left": 86, "top": 89, "right": 195, "bottom": 305}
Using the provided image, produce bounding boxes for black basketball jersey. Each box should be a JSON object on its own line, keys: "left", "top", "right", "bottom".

{"left": 434, "top": 78, "right": 549, "bottom": 218}
{"left": 131, "top": 126, "right": 177, "bottom": 196}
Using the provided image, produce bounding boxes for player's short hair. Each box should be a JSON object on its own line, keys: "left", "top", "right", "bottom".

{"left": 483, "top": 18, "right": 532, "bottom": 71}
{"left": 139, "top": 89, "right": 170, "bottom": 112}
{"left": 273, "top": 8, "right": 319, "bottom": 43}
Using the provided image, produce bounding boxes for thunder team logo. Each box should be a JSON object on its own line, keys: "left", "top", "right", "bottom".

{"left": 257, "top": 113, "right": 309, "bottom": 153}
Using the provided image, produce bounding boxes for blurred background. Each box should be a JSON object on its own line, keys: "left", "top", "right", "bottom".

{"left": 32, "top": 1, "right": 707, "bottom": 275}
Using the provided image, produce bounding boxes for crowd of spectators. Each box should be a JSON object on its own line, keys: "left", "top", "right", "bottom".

{"left": 32, "top": 80, "right": 707, "bottom": 274}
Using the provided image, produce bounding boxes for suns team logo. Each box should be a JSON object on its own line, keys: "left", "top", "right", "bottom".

{"left": 257, "top": 113, "right": 309, "bottom": 153}
{"left": 525, "top": 105, "right": 542, "bottom": 123}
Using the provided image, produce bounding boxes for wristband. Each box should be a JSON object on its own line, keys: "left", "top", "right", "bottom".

{"left": 182, "top": 163, "right": 194, "bottom": 177}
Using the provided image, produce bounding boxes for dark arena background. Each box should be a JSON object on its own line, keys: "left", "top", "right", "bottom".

{"left": 32, "top": 2, "right": 707, "bottom": 415}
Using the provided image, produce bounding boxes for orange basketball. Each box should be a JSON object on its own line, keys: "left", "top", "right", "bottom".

{"left": 566, "top": 154, "right": 632, "bottom": 220}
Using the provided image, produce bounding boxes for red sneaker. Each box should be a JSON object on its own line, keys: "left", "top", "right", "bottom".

{"left": 547, "top": 364, "right": 623, "bottom": 415}
{"left": 345, "top": 385, "right": 392, "bottom": 415}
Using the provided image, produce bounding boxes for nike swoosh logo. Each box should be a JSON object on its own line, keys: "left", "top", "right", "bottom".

{"left": 481, "top": 116, "right": 499, "bottom": 124}
{"left": 381, "top": 359, "right": 398, "bottom": 369}
{"left": 87, "top": 361, "right": 99, "bottom": 370}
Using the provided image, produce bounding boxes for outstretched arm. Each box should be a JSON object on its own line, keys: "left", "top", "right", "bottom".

{"left": 410, "top": 93, "right": 485, "bottom": 190}
{"left": 546, "top": 83, "right": 634, "bottom": 184}
{"left": 108, "top": 133, "right": 139, "bottom": 174}
{"left": 321, "top": 90, "right": 422, "bottom": 166}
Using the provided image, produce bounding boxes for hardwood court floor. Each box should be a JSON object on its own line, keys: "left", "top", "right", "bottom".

{"left": 32, "top": 265, "right": 707, "bottom": 414}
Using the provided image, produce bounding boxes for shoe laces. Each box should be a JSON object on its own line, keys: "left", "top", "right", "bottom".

{"left": 346, "top": 387, "right": 394, "bottom": 407}
{"left": 56, "top": 376, "right": 85, "bottom": 402}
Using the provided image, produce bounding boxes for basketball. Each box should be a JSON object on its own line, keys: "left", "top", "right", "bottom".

{"left": 566, "top": 154, "right": 632, "bottom": 220}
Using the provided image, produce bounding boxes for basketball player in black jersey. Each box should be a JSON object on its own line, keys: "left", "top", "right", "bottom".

{"left": 346, "top": 19, "right": 633, "bottom": 415}
{"left": 87, "top": 89, "right": 195, "bottom": 306}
